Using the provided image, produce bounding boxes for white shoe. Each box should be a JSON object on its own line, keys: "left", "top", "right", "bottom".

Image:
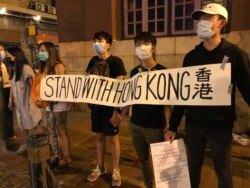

{"left": 87, "top": 166, "right": 106, "bottom": 182}
{"left": 16, "top": 144, "right": 27, "bottom": 153}
{"left": 112, "top": 168, "right": 121, "bottom": 186}
{"left": 233, "top": 133, "right": 249, "bottom": 146}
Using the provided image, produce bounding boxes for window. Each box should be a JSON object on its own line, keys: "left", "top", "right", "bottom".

{"left": 124, "top": 0, "right": 168, "bottom": 38}
{"left": 51, "top": 0, "right": 56, "bottom": 7}
{"left": 123, "top": 0, "right": 228, "bottom": 38}
{"left": 172, "top": 0, "right": 200, "bottom": 34}
{"left": 201, "top": 0, "right": 226, "bottom": 7}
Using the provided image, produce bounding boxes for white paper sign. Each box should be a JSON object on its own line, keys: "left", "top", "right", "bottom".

{"left": 40, "top": 63, "right": 231, "bottom": 107}
{"left": 150, "top": 139, "right": 191, "bottom": 188}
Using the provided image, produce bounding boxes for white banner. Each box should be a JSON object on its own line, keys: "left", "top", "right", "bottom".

{"left": 150, "top": 139, "right": 191, "bottom": 188}
{"left": 40, "top": 63, "right": 231, "bottom": 107}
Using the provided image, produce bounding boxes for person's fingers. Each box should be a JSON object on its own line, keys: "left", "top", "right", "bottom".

{"left": 169, "top": 135, "right": 175, "bottom": 143}
{"left": 164, "top": 131, "right": 176, "bottom": 144}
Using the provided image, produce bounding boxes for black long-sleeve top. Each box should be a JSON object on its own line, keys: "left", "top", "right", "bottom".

{"left": 169, "top": 39, "right": 250, "bottom": 132}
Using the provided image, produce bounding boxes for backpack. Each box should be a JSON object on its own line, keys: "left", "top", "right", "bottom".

{"left": 31, "top": 72, "right": 50, "bottom": 108}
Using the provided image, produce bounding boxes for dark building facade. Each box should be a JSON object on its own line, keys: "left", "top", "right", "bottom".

{"left": 56, "top": 0, "right": 250, "bottom": 42}
{"left": 56, "top": 0, "right": 122, "bottom": 42}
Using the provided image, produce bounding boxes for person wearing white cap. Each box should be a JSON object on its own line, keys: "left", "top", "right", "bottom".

{"left": 166, "top": 3, "right": 250, "bottom": 188}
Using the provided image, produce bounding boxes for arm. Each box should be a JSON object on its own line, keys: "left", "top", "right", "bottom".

{"left": 28, "top": 77, "right": 33, "bottom": 96}
{"left": 55, "top": 63, "right": 66, "bottom": 75}
{"left": 8, "top": 84, "right": 14, "bottom": 111}
{"left": 163, "top": 106, "right": 172, "bottom": 141}
{"left": 165, "top": 105, "right": 186, "bottom": 143}
{"left": 120, "top": 105, "right": 131, "bottom": 118}
{"left": 55, "top": 63, "right": 74, "bottom": 109}
{"left": 165, "top": 54, "right": 189, "bottom": 143}
{"left": 109, "top": 75, "right": 124, "bottom": 127}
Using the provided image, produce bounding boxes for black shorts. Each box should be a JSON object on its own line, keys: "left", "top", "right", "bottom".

{"left": 90, "top": 106, "right": 119, "bottom": 136}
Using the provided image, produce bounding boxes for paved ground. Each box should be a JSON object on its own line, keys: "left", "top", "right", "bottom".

{"left": 0, "top": 111, "right": 249, "bottom": 188}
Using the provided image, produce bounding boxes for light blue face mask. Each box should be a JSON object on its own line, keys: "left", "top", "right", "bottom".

{"left": 92, "top": 42, "right": 105, "bottom": 55}
{"left": 38, "top": 51, "right": 49, "bottom": 61}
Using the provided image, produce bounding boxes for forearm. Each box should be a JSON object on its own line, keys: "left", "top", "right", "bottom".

{"left": 168, "top": 106, "right": 186, "bottom": 132}
{"left": 164, "top": 105, "right": 172, "bottom": 130}
{"left": 120, "top": 106, "right": 131, "bottom": 118}
{"left": 9, "top": 85, "right": 14, "bottom": 102}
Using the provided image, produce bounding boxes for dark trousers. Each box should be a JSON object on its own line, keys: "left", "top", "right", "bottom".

{"left": 130, "top": 123, "right": 164, "bottom": 188}
{"left": 3, "top": 88, "right": 14, "bottom": 138}
{"left": 185, "top": 123, "right": 233, "bottom": 188}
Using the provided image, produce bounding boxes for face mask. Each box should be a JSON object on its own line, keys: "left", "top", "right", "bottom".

{"left": 38, "top": 52, "right": 49, "bottom": 61}
{"left": 135, "top": 44, "right": 152, "bottom": 60}
{"left": 92, "top": 42, "right": 105, "bottom": 55}
{"left": 0, "top": 51, "right": 6, "bottom": 60}
{"left": 197, "top": 20, "right": 215, "bottom": 40}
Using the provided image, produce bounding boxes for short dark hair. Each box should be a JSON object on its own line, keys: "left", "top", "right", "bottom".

{"left": 93, "top": 31, "right": 112, "bottom": 45}
{"left": 134, "top": 32, "right": 157, "bottom": 46}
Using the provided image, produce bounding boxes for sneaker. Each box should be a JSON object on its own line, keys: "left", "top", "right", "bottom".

{"left": 16, "top": 144, "right": 27, "bottom": 153}
{"left": 54, "top": 158, "right": 72, "bottom": 172}
{"left": 112, "top": 169, "right": 121, "bottom": 187}
{"left": 8, "top": 135, "right": 19, "bottom": 141}
{"left": 50, "top": 156, "right": 60, "bottom": 170}
{"left": 233, "top": 133, "right": 249, "bottom": 146}
{"left": 87, "top": 166, "right": 106, "bottom": 182}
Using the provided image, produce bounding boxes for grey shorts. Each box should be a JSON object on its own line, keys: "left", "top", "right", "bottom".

{"left": 42, "top": 110, "right": 68, "bottom": 130}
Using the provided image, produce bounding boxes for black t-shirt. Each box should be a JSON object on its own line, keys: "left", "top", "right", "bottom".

{"left": 130, "top": 63, "right": 167, "bottom": 129}
{"left": 86, "top": 55, "right": 126, "bottom": 78}
{"left": 86, "top": 55, "right": 126, "bottom": 110}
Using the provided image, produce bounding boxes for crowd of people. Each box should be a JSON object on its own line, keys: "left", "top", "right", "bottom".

{"left": 0, "top": 42, "right": 73, "bottom": 170}
{"left": 0, "top": 3, "right": 249, "bottom": 188}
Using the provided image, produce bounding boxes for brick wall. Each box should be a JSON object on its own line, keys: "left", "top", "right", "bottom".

{"left": 56, "top": 0, "right": 250, "bottom": 42}
{"left": 57, "top": 0, "right": 113, "bottom": 42}
{"left": 231, "top": 0, "right": 250, "bottom": 31}
{"left": 56, "top": 0, "right": 84, "bottom": 42}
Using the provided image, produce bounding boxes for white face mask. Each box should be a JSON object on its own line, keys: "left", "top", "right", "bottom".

{"left": 0, "top": 51, "right": 6, "bottom": 60}
{"left": 135, "top": 44, "right": 152, "bottom": 60}
{"left": 197, "top": 20, "right": 215, "bottom": 40}
{"left": 92, "top": 42, "right": 105, "bottom": 55}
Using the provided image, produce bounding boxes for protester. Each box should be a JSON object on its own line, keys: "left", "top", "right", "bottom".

{"left": 165, "top": 3, "right": 250, "bottom": 188}
{"left": 86, "top": 31, "right": 126, "bottom": 186}
{"left": 38, "top": 42, "right": 72, "bottom": 170}
{"left": 0, "top": 45, "right": 17, "bottom": 143}
{"left": 7, "top": 47, "right": 44, "bottom": 153}
{"left": 125, "top": 32, "right": 172, "bottom": 188}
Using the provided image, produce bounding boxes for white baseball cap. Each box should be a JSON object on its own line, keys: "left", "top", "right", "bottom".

{"left": 191, "top": 3, "right": 228, "bottom": 21}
